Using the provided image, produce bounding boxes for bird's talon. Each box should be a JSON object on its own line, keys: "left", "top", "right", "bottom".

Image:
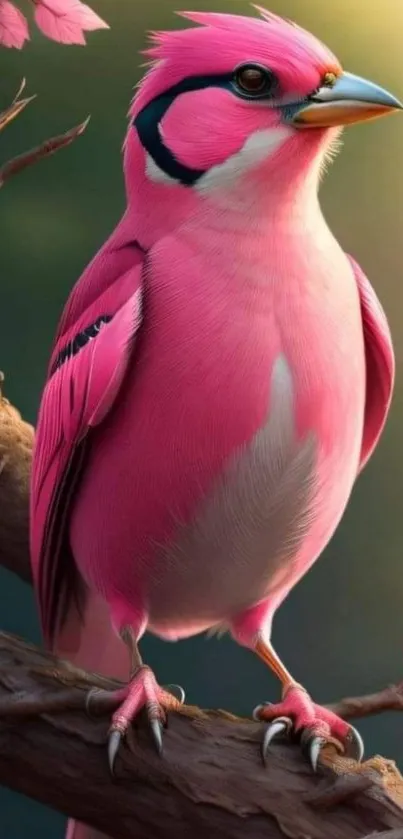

{"left": 108, "top": 727, "right": 123, "bottom": 775}
{"left": 163, "top": 683, "right": 186, "bottom": 705}
{"left": 261, "top": 716, "right": 291, "bottom": 764}
{"left": 252, "top": 701, "right": 272, "bottom": 721}
{"left": 305, "top": 734, "right": 327, "bottom": 772}
{"left": 252, "top": 683, "right": 364, "bottom": 771}
{"left": 150, "top": 718, "right": 163, "bottom": 755}
{"left": 344, "top": 724, "right": 365, "bottom": 762}
{"left": 85, "top": 687, "right": 103, "bottom": 717}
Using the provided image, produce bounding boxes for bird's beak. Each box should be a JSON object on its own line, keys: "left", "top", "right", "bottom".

{"left": 290, "top": 71, "right": 402, "bottom": 128}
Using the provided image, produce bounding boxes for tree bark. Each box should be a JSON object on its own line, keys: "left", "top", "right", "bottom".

{"left": 1, "top": 632, "right": 403, "bottom": 839}
{"left": 0, "top": 374, "right": 33, "bottom": 585}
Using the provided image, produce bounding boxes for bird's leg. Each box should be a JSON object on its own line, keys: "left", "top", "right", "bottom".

{"left": 87, "top": 626, "right": 185, "bottom": 773}
{"left": 253, "top": 638, "right": 364, "bottom": 770}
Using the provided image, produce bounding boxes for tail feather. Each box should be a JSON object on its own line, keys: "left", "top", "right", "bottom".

{"left": 56, "top": 590, "right": 129, "bottom": 677}
{"left": 66, "top": 822, "right": 113, "bottom": 839}
{"left": 57, "top": 591, "right": 130, "bottom": 839}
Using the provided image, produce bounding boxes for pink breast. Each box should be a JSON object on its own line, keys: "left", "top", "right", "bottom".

{"left": 69, "top": 230, "right": 366, "bottom": 632}
{"left": 69, "top": 238, "right": 281, "bottom": 617}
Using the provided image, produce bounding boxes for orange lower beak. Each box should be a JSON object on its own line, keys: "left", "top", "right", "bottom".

{"left": 290, "top": 71, "right": 402, "bottom": 128}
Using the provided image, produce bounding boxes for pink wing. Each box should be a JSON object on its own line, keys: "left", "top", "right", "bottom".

{"left": 349, "top": 256, "right": 395, "bottom": 472}
{"left": 30, "top": 259, "right": 144, "bottom": 647}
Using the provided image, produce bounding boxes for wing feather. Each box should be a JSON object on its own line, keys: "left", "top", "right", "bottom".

{"left": 30, "top": 262, "right": 144, "bottom": 646}
{"left": 349, "top": 256, "right": 395, "bottom": 471}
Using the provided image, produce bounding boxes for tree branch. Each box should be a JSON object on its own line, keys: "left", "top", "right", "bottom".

{"left": 328, "top": 685, "right": 403, "bottom": 720}
{"left": 0, "top": 373, "right": 33, "bottom": 585}
{"left": 1, "top": 631, "right": 403, "bottom": 839}
{"left": 0, "top": 117, "right": 91, "bottom": 188}
{"left": 0, "top": 80, "right": 90, "bottom": 188}
{"left": 0, "top": 79, "right": 36, "bottom": 133}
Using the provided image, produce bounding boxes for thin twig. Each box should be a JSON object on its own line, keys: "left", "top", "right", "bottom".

{"left": 0, "top": 116, "right": 91, "bottom": 187}
{"left": 0, "top": 79, "right": 36, "bottom": 133}
{"left": 326, "top": 684, "right": 403, "bottom": 720}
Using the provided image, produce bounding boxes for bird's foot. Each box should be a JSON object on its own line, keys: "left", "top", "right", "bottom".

{"left": 253, "top": 683, "right": 364, "bottom": 771}
{"left": 87, "top": 665, "right": 185, "bottom": 773}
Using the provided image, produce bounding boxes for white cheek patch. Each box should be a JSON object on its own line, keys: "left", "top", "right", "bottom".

{"left": 145, "top": 153, "right": 178, "bottom": 185}
{"left": 195, "top": 126, "right": 292, "bottom": 194}
{"left": 144, "top": 126, "right": 292, "bottom": 191}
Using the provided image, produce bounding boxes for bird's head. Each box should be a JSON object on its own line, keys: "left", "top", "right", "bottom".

{"left": 124, "top": 8, "right": 401, "bottom": 223}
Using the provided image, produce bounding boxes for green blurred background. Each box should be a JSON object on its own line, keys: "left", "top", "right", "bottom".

{"left": 1, "top": 0, "right": 402, "bottom": 836}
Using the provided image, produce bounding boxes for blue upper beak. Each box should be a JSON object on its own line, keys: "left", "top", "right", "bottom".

{"left": 289, "top": 71, "right": 402, "bottom": 128}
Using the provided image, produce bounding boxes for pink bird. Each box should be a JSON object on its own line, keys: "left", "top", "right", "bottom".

{"left": 30, "top": 8, "right": 400, "bottom": 839}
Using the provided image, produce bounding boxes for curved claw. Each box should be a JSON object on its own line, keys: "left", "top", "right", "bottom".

{"left": 345, "top": 725, "right": 364, "bottom": 762}
{"left": 252, "top": 702, "right": 272, "bottom": 721}
{"left": 108, "top": 728, "right": 123, "bottom": 775}
{"left": 150, "top": 718, "right": 163, "bottom": 756}
{"left": 85, "top": 687, "right": 104, "bottom": 717}
{"left": 306, "top": 735, "right": 326, "bottom": 772}
{"left": 261, "top": 717, "right": 291, "bottom": 765}
{"left": 163, "top": 683, "right": 186, "bottom": 705}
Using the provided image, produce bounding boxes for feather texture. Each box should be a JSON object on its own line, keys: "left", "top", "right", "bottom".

{"left": 31, "top": 265, "right": 144, "bottom": 645}
{"left": 348, "top": 256, "right": 395, "bottom": 471}
{"left": 135, "top": 7, "right": 339, "bottom": 117}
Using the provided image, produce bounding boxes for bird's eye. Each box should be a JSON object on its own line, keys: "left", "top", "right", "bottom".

{"left": 233, "top": 64, "right": 276, "bottom": 98}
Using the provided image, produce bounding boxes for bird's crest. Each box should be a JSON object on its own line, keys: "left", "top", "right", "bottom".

{"left": 129, "top": 7, "right": 338, "bottom": 118}
{"left": 143, "top": 7, "right": 302, "bottom": 62}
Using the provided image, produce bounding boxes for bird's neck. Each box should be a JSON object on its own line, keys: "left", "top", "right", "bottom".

{"left": 122, "top": 131, "right": 326, "bottom": 253}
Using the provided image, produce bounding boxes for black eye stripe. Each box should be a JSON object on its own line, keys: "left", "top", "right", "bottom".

{"left": 148, "top": 72, "right": 234, "bottom": 102}
{"left": 134, "top": 69, "right": 278, "bottom": 186}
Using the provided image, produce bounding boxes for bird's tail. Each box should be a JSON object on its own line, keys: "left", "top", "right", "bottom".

{"left": 66, "top": 821, "right": 113, "bottom": 839}
{"left": 56, "top": 590, "right": 130, "bottom": 839}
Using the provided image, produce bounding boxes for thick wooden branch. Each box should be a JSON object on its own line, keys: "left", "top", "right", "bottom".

{"left": 0, "top": 373, "right": 33, "bottom": 585}
{"left": 1, "top": 632, "right": 403, "bottom": 839}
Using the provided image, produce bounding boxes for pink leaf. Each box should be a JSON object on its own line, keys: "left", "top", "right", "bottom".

{"left": 0, "top": 0, "right": 29, "bottom": 49}
{"left": 69, "top": 1, "right": 109, "bottom": 31}
{"left": 34, "top": 0, "right": 108, "bottom": 45}
{"left": 34, "top": 3, "right": 85, "bottom": 44}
